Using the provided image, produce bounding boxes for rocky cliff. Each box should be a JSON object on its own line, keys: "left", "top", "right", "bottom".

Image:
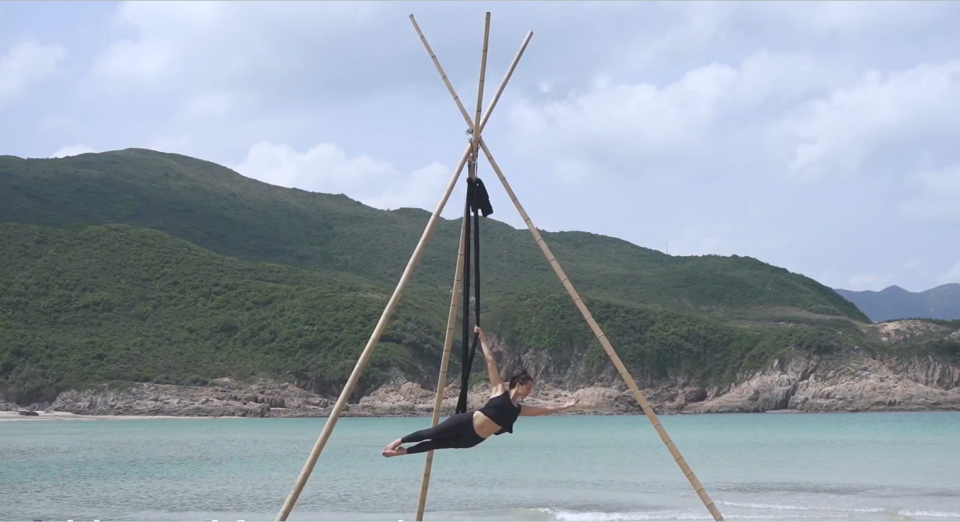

{"left": 685, "top": 354, "right": 960, "bottom": 413}
{"left": 26, "top": 354, "right": 960, "bottom": 418}
{"left": 7, "top": 320, "right": 958, "bottom": 418}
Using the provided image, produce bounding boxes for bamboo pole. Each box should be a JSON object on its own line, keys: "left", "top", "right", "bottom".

{"left": 409, "top": 15, "right": 724, "bottom": 522}
{"left": 480, "top": 140, "right": 725, "bottom": 522}
{"left": 470, "top": 12, "right": 491, "bottom": 179}
{"left": 274, "top": 143, "right": 465, "bottom": 522}
{"left": 415, "top": 14, "right": 491, "bottom": 520}
{"left": 275, "top": 16, "right": 530, "bottom": 522}
{"left": 409, "top": 15, "right": 533, "bottom": 137}
{"left": 414, "top": 210, "right": 467, "bottom": 521}
{"left": 410, "top": 14, "right": 527, "bottom": 521}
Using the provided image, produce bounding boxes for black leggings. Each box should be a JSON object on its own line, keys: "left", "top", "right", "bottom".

{"left": 401, "top": 411, "right": 487, "bottom": 454}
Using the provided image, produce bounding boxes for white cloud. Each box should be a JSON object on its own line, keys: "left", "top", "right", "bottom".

{"left": 89, "top": 37, "right": 175, "bottom": 88}
{"left": 898, "top": 163, "right": 960, "bottom": 220}
{"left": 778, "top": 62, "right": 960, "bottom": 181}
{"left": 818, "top": 269, "right": 842, "bottom": 289}
{"left": 845, "top": 273, "right": 895, "bottom": 291}
{"left": 508, "top": 55, "right": 960, "bottom": 186}
{"left": 752, "top": 1, "right": 934, "bottom": 36}
{"left": 179, "top": 90, "right": 257, "bottom": 120}
{"left": 50, "top": 145, "right": 97, "bottom": 158}
{"left": 667, "top": 224, "right": 752, "bottom": 257}
{"left": 938, "top": 262, "right": 960, "bottom": 285}
{"left": 364, "top": 162, "right": 452, "bottom": 212}
{"left": 0, "top": 41, "right": 67, "bottom": 109}
{"left": 84, "top": 1, "right": 387, "bottom": 101}
{"left": 507, "top": 51, "right": 848, "bottom": 180}
{"left": 230, "top": 141, "right": 453, "bottom": 214}
{"left": 509, "top": 64, "right": 737, "bottom": 166}
{"left": 903, "top": 258, "right": 923, "bottom": 270}
{"left": 39, "top": 113, "right": 83, "bottom": 134}
{"left": 619, "top": 2, "right": 732, "bottom": 70}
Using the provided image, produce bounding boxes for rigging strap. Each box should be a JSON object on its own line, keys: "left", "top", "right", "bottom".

{"left": 455, "top": 155, "right": 493, "bottom": 415}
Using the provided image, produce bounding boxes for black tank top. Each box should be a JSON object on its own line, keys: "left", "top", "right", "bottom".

{"left": 478, "top": 392, "right": 521, "bottom": 435}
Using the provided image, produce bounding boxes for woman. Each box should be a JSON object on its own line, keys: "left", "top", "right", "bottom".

{"left": 381, "top": 325, "right": 578, "bottom": 457}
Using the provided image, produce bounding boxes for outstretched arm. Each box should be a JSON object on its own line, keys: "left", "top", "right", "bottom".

{"left": 520, "top": 399, "right": 579, "bottom": 417}
{"left": 475, "top": 326, "right": 504, "bottom": 394}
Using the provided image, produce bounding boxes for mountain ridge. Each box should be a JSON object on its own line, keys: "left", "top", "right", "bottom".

{"left": 835, "top": 283, "right": 960, "bottom": 322}
{"left": 0, "top": 148, "right": 868, "bottom": 322}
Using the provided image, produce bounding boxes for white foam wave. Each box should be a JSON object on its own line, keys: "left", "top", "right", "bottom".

{"left": 538, "top": 507, "right": 712, "bottom": 521}
{"left": 897, "top": 510, "right": 960, "bottom": 518}
{"left": 536, "top": 507, "right": 846, "bottom": 521}
{"left": 718, "top": 501, "right": 885, "bottom": 513}
{"left": 532, "top": 503, "right": 908, "bottom": 522}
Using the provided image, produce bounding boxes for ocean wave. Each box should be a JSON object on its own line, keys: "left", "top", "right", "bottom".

{"left": 897, "top": 510, "right": 960, "bottom": 519}
{"left": 534, "top": 507, "right": 839, "bottom": 521}
{"left": 713, "top": 482, "right": 960, "bottom": 499}
{"left": 536, "top": 507, "right": 713, "bottom": 521}
{"left": 717, "top": 501, "right": 886, "bottom": 513}
{"left": 518, "top": 503, "right": 953, "bottom": 521}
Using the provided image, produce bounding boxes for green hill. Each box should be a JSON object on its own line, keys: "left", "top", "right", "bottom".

{"left": 0, "top": 223, "right": 880, "bottom": 404}
{"left": 0, "top": 149, "right": 868, "bottom": 322}
{"left": 0, "top": 223, "right": 450, "bottom": 403}
{"left": 0, "top": 148, "right": 894, "bottom": 404}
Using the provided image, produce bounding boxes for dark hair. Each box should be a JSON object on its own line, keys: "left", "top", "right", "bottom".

{"left": 508, "top": 368, "right": 534, "bottom": 389}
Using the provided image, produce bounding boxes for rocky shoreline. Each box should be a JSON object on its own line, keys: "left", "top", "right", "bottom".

{"left": 5, "top": 320, "right": 958, "bottom": 419}
{"left": 5, "top": 354, "right": 959, "bottom": 419}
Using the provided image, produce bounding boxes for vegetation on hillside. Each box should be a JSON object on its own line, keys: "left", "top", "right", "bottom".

{"left": 0, "top": 224, "right": 449, "bottom": 403}
{"left": 0, "top": 223, "right": 888, "bottom": 404}
{"left": 867, "top": 318, "right": 960, "bottom": 360}
{"left": 14, "top": 149, "right": 954, "bottom": 405}
{"left": 0, "top": 149, "right": 868, "bottom": 322}
{"left": 486, "top": 292, "right": 884, "bottom": 384}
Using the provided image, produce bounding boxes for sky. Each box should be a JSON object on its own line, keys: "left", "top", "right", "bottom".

{"left": 2, "top": 1, "right": 959, "bottom": 293}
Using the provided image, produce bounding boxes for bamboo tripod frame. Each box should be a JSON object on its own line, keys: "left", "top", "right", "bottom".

{"left": 275, "top": 12, "right": 724, "bottom": 522}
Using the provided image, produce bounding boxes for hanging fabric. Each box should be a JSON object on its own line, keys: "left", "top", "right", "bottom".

{"left": 455, "top": 152, "right": 493, "bottom": 415}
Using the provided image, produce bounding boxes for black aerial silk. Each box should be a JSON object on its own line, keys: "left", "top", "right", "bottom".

{"left": 455, "top": 171, "right": 493, "bottom": 415}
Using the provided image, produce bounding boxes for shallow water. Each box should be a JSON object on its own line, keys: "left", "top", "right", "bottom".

{"left": 1, "top": 412, "right": 959, "bottom": 521}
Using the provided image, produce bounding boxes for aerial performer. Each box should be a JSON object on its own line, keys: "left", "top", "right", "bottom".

{"left": 382, "top": 326, "right": 578, "bottom": 457}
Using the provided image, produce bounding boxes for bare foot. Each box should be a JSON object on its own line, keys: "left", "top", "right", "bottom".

{"left": 382, "top": 447, "right": 407, "bottom": 458}
{"left": 382, "top": 439, "right": 404, "bottom": 457}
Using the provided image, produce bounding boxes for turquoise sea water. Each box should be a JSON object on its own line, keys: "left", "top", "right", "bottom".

{"left": 2, "top": 413, "right": 959, "bottom": 521}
